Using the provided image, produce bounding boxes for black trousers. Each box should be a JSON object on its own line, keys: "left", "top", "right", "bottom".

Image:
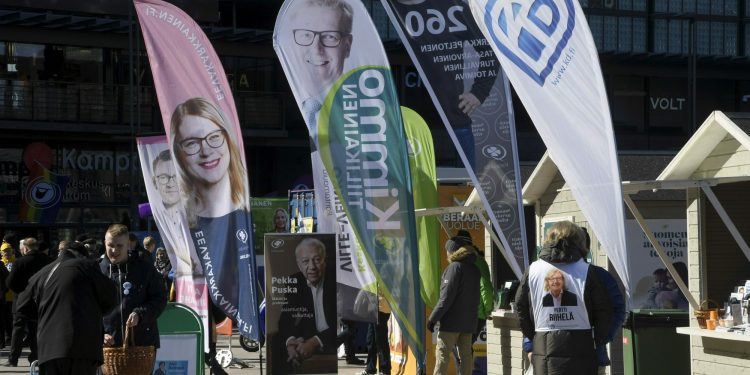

{"left": 9, "top": 314, "right": 36, "bottom": 362}
{"left": 39, "top": 358, "right": 98, "bottom": 375}
{"left": 337, "top": 319, "right": 357, "bottom": 358}
{"left": 365, "top": 312, "right": 391, "bottom": 375}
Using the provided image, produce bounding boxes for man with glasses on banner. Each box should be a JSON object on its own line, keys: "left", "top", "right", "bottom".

{"left": 152, "top": 150, "right": 199, "bottom": 277}
{"left": 287, "top": 0, "right": 353, "bottom": 146}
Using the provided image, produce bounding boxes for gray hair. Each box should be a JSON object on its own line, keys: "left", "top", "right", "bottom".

{"left": 295, "top": 237, "right": 326, "bottom": 259}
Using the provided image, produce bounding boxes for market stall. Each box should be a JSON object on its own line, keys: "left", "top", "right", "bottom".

{"left": 656, "top": 111, "right": 750, "bottom": 374}
{"left": 485, "top": 152, "right": 683, "bottom": 375}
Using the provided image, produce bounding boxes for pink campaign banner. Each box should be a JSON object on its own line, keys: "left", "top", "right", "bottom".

{"left": 135, "top": 0, "right": 260, "bottom": 339}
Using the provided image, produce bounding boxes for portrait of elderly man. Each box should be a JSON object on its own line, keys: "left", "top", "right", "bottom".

{"left": 273, "top": 237, "right": 336, "bottom": 373}
{"left": 541, "top": 269, "right": 578, "bottom": 307}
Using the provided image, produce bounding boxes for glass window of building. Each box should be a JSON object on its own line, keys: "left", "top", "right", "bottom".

{"left": 633, "top": 18, "right": 647, "bottom": 52}
{"left": 668, "top": 0, "right": 681, "bottom": 12}
{"left": 653, "top": 19, "right": 668, "bottom": 53}
{"left": 588, "top": 15, "right": 604, "bottom": 50}
{"left": 633, "top": 0, "right": 647, "bottom": 11}
{"left": 724, "top": 22, "right": 737, "bottom": 55}
{"left": 618, "top": 17, "right": 632, "bottom": 51}
{"left": 697, "top": 0, "right": 710, "bottom": 14}
{"left": 683, "top": 0, "right": 696, "bottom": 12}
{"left": 12, "top": 43, "right": 45, "bottom": 81}
{"left": 668, "top": 20, "right": 683, "bottom": 54}
{"left": 618, "top": 0, "right": 632, "bottom": 10}
{"left": 63, "top": 46, "right": 103, "bottom": 83}
{"left": 711, "top": 0, "right": 723, "bottom": 15}
{"left": 724, "top": 0, "right": 737, "bottom": 16}
{"left": 696, "top": 21, "right": 710, "bottom": 55}
{"left": 604, "top": 16, "right": 617, "bottom": 51}
{"left": 710, "top": 21, "right": 724, "bottom": 55}
{"left": 609, "top": 75, "right": 645, "bottom": 131}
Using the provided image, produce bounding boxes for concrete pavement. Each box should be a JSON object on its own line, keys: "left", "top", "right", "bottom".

{"left": 0, "top": 334, "right": 371, "bottom": 375}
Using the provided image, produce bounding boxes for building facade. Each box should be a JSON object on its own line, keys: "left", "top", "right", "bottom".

{"left": 1, "top": 0, "right": 750, "bottom": 242}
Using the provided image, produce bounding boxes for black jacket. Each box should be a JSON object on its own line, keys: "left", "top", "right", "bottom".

{"left": 7, "top": 250, "right": 52, "bottom": 295}
{"left": 100, "top": 254, "right": 167, "bottom": 348}
{"left": 516, "top": 243, "right": 613, "bottom": 375}
{"left": 428, "top": 246, "right": 480, "bottom": 333}
{"left": 19, "top": 249, "right": 117, "bottom": 365}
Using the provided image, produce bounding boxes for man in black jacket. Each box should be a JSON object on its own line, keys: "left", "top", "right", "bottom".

{"left": 18, "top": 241, "right": 117, "bottom": 375}
{"left": 427, "top": 237, "right": 480, "bottom": 375}
{"left": 100, "top": 224, "right": 166, "bottom": 351}
{"left": 5, "top": 237, "right": 51, "bottom": 366}
{"left": 274, "top": 237, "right": 337, "bottom": 373}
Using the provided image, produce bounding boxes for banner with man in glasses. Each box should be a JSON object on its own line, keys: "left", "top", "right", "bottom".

{"left": 274, "top": 0, "right": 427, "bottom": 368}
{"left": 273, "top": 0, "right": 380, "bottom": 324}
{"left": 136, "top": 135, "right": 210, "bottom": 348}
{"left": 135, "top": 0, "right": 261, "bottom": 340}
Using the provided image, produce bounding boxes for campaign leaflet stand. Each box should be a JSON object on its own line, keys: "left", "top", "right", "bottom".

{"left": 157, "top": 302, "right": 205, "bottom": 375}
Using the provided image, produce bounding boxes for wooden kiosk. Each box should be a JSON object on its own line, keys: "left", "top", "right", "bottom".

{"left": 486, "top": 152, "right": 682, "bottom": 375}
{"left": 656, "top": 111, "right": 750, "bottom": 374}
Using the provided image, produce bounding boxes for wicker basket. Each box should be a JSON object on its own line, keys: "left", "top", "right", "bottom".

{"left": 694, "top": 299, "right": 719, "bottom": 329}
{"left": 101, "top": 326, "right": 155, "bottom": 375}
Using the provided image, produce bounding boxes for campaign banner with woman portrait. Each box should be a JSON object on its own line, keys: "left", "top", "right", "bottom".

{"left": 382, "top": 0, "right": 528, "bottom": 280}
{"left": 265, "top": 233, "right": 337, "bottom": 375}
{"left": 274, "top": 0, "right": 426, "bottom": 364}
{"left": 134, "top": 0, "right": 261, "bottom": 339}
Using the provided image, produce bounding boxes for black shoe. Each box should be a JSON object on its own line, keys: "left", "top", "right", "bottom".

{"left": 346, "top": 357, "right": 365, "bottom": 365}
{"left": 2, "top": 360, "right": 16, "bottom": 367}
{"left": 208, "top": 358, "right": 228, "bottom": 375}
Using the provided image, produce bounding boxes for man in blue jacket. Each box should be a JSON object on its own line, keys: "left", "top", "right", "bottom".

{"left": 100, "top": 224, "right": 166, "bottom": 350}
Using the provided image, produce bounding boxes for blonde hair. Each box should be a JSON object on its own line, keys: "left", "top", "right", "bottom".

{"left": 143, "top": 236, "right": 156, "bottom": 248}
{"left": 106, "top": 224, "right": 129, "bottom": 238}
{"left": 171, "top": 97, "right": 248, "bottom": 225}
{"left": 543, "top": 269, "right": 565, "bottom": 292}
{"left": 543, "top": 221, "right": 586, "bottom": 252}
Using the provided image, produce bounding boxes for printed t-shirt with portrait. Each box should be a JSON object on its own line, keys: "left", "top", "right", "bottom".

{"left": 528, "top": 259, "right": 590, "bottom": 331}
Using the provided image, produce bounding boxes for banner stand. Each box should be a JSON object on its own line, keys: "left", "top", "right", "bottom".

{"left": 157, "top": 303, "right": 205, "bottom": 375}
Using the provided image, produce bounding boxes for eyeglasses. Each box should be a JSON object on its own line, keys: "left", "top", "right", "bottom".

{"left": 293, "top": 29, "right": 349, "bottom": 47}
{"left": 155, "top": 174, "right": 177, "bottom": 185}
{"left": 178, "top": 130, "right": 226, "bottom": 155}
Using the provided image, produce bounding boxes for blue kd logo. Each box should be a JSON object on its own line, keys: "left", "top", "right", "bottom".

{"left": 483, "top": 0, "right": 575, "bottom": 86}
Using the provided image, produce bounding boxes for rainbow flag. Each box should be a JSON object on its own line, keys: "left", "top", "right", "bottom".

{"left": 20, "top": 164, "right": 69, "bottom": 224}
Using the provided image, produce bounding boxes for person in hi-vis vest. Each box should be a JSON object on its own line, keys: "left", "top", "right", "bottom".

{"left": 515, "top": 221, "right": 612, "bottom": 375}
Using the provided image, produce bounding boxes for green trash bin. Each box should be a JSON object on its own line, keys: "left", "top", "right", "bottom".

{"left": 622, "top": 309, "right": 690, "bottom": 375}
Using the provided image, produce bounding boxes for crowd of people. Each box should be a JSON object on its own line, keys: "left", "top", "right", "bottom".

{"left": 0, "top": 219, "right": 631, "bottom": 375}
{"left": 0, "top": 227, "right": 185, "bottom": 375}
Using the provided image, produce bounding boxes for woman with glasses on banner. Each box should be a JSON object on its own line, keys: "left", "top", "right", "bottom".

{"left": 171, "top": 97, "right": 251, "bottom": 375}
{"left": 171, "top": 97, "right": 248, "bottom": 223}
